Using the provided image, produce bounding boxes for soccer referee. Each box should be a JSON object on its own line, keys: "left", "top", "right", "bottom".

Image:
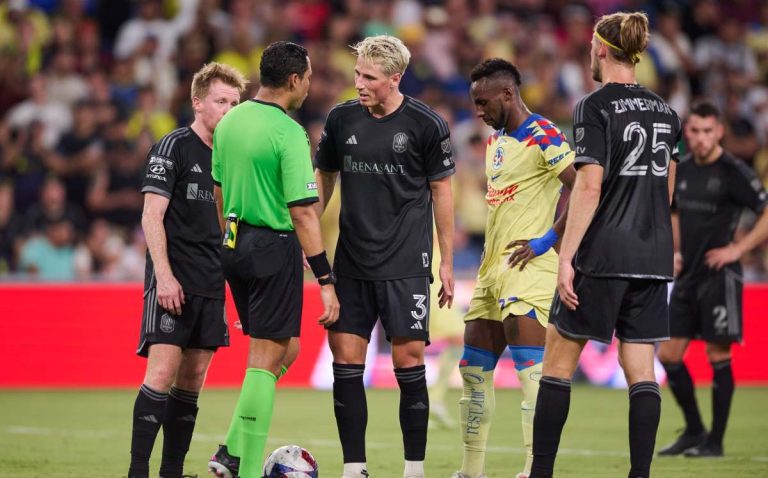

{"left": 207, "top": 41, "right": 339, "bottom": 478}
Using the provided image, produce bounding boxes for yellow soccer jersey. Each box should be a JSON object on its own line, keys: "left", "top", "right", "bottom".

{"left": 476, "top": 114, "right": 574, "bottom": 288}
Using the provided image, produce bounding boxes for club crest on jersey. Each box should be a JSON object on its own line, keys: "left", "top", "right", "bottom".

{"left": 160, "top": 313, "right": 175, "bottom": 333}
{"left": 393, "top": 132, "right": 408, "bottom": 153}
{"left": 492, "top": 146, "right": 504, "bottom": 170}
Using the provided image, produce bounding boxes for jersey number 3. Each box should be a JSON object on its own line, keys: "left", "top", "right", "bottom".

{"left": 619, "top": 122, "right": 673, "bottom": 177}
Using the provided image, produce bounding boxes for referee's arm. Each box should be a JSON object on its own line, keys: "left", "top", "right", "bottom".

{"left": 314, "top": 169, "right": 338, "bottom": 218}
{"left": 289, "top": 204, "right": 327, "bottom": 261}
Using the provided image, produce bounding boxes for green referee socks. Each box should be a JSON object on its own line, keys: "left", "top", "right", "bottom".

{"left": 224, "top": 368, "right": 277, "bottom": 478}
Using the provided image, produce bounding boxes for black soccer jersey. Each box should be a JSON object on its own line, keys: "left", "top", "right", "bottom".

{"left": 572, "top": 83, "right": 682, "bottom": 280}
{"left": 141, "top": 127, "right": 224, "bottom": 299}
{"left": 315, "top": 96, "right": 455, "bottom": 280}
{"left": 674, "top": 151, "right": 768, "bottom": 282}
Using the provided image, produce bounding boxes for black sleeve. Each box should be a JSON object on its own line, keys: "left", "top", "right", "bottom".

{"left": 728, "top": 159, "right": 768, "bottom": 213}
{"left": 671, "top": 113, "right": 682, "bottom": 162}
{"left": 572, "top": 96, "right": 606, "bottom": 169}
{"left": 141, "top": 140, "right": 182, "bottom": 198}
{"left": 422, "top": 116, "right": 455, "bottom": 181}
{"left": 314, "top": 109, "right": 340, "bottom": 172}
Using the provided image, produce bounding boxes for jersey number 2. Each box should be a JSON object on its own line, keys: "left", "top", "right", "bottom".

{"left": 619, "top": 122, "right": 673, "bottom": 177}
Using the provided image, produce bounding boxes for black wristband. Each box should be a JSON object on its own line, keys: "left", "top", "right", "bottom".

{"left": 307, "top": 251, "right": 332, "bottom": 278}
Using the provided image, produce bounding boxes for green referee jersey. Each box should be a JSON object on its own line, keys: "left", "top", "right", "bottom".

{"left": 212, "top": 100, "right": 319, "bottom": 231}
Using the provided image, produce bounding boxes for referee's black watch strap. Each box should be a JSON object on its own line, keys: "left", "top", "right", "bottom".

{"left": 318, "top": 271, "right": 337, "bottom": 286}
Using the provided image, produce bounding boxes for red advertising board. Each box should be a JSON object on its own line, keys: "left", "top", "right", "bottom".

{"left": 0, "top": 283, "right": 766, "bottom": 387}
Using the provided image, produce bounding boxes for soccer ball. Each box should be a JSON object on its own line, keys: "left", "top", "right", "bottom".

{"left": 262, "top": 445, "right": 319, "bottom": 478}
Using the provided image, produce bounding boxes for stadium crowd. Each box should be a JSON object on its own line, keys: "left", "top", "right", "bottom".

{"left": 1, "top": 0, "right": 768, "bottom": 281}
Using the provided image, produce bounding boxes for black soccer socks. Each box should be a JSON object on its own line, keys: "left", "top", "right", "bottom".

{"left": 129, "top": 384, "right": 168, "bottom": 476}
{"left": 159, "top": 387, "right": 199, "bottom": 478}
{"left": 662, "top": 361, "right": 705, "bottom": 435}
{"left": 710, "top": 359, "right": 734, "bottom": 447}
{"left": 395, "top": 365, "right": 429, "bottom": 461}
{"left": 628, "top": 381, "right": 661, "bottom": 478}
{"left": 333, "top": 363, "right": 368, "bottom": 463}
{"left": 530, "top": 376, "right": 572, "bottom": 478}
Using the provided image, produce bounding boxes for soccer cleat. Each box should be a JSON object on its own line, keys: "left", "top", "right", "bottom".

{"left": 208, "top": 444, "right": 240, "bottom": 478}
{"left": 684, "top": 441, "right": 724, "bottom": 458}
{"left": 451, "top": 473, "right": 486, "bottom": 478}
{"left": 657, "top": 430, "right": 707, "bottom": 456}
{"left": 515, "top": 474, "right": 529, "bottom": 478}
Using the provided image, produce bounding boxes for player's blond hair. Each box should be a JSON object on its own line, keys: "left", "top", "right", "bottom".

{"left": 595, "top": 11, "right": 650, "bottom": 65}
{"left": 190, "top": 62, "right": 248, "bottom": 100}
{"left": 351, "top": 35, "right": 411, "bottom": 76}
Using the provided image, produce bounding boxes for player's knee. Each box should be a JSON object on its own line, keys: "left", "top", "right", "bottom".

{"left": 705, "top": 342, "right": 731, "bottom": 364}
{"left": 144, "top": 365, "right": 176, "bottom": 392}
{"left": 509, "top": 345, "right": 544, "bottom": 370}
{"left": 459, "top": 345, "right": 500, "bottom": 375}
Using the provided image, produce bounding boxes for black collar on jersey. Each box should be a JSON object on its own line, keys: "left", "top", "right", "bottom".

{"left": 250, "top": 99, "right": 286, "bottom": 114}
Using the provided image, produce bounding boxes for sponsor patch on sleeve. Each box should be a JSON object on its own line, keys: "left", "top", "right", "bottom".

{"left": 307, "top": 182, "right": 318, "bottom": 190}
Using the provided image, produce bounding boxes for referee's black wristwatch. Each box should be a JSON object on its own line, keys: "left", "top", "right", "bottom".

{"left": 318, "top": 271, "right": 337, "bottom": 286}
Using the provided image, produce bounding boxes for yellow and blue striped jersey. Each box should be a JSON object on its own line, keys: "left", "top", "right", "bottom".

{"left": 477, "top": 114, "right": 574, "bottom": 287}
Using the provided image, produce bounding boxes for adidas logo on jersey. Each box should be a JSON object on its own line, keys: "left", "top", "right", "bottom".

{"left": 346, "top": 135, "right": 358, "bottom": 145}
{"left": 191, "top": 163, "right": 203, "bottom": 173}
{"left": 411, "top": 322, "right": 424, "bottom": 330}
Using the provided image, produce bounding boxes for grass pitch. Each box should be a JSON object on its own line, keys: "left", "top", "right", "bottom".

{"left": 1, "top": 386, "right": 767, "bottom": 477}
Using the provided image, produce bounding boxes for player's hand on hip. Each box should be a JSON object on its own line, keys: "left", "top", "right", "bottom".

{"left": 507, "top": 239, "right": 536, "bottom": 270}
{"left": 557, "top": 261, "right": 579, "bottom": 310}
{"left": 705, "top": 243, "right": 742, "bottom": 271}
{"left": 156, "top": 273, "right": 185, "bottom": 316}
{"left": 438, "top": 262, "right": 454, "bottom": 308}
{"left": 318, "top": 284, "right": 340, "bottom": 328}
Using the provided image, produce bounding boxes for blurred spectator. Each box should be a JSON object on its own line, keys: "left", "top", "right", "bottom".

{"left": 81, "top": 218, "right": 126, "bottom": 278}
{"left": 18, "top": 216, "right": 89, "bottom": 280}
{"left": 45, "top": 46, "right": 88, "bottom": 106}
{"left": 5, "top": 74, "right": 72, "bottom": 149}
{"left": 126, "top": 86, "right": 177, "bottom": 141}
{"left": 1, "top": 119, "right": 49, "bottom": 212}
{"left": 113, "top": 0, "right": 188, "bottom": 62}
{"left": 87, "top": 139, "right": 144, "bottom": 230}
{"left": 23, "top": 175, "right": 87, "bottom": 236}
{"left": 45, "top": 99, "right": 102, "bottom": 208}
{"left": 0, "top": 181, "right": 23, "bottom": 274}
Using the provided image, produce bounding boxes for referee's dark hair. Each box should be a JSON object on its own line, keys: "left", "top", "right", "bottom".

{"left": 470, "top": 58, "right": 522, "bottom": 86}
{"left": 260, "top": 41, "right": 310, "bottom": 88}
{"left": 689, "top": 100, "right": 721, "bottom": 121}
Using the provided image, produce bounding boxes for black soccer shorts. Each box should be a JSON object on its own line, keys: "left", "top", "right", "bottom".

{"left": 329, "top": 274, "right": 431, "bottom": 343}
{"left": 137, "top": 291, "right": 228, "bottom": 357}
{"left": 550, "top": 273, "right": 669, "bottom": 344}
{"left": 669, "top": 268, "right": 743, "bottom": 343}
{"left": 222, "top": 224, "right": 303, "bottom": 340}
